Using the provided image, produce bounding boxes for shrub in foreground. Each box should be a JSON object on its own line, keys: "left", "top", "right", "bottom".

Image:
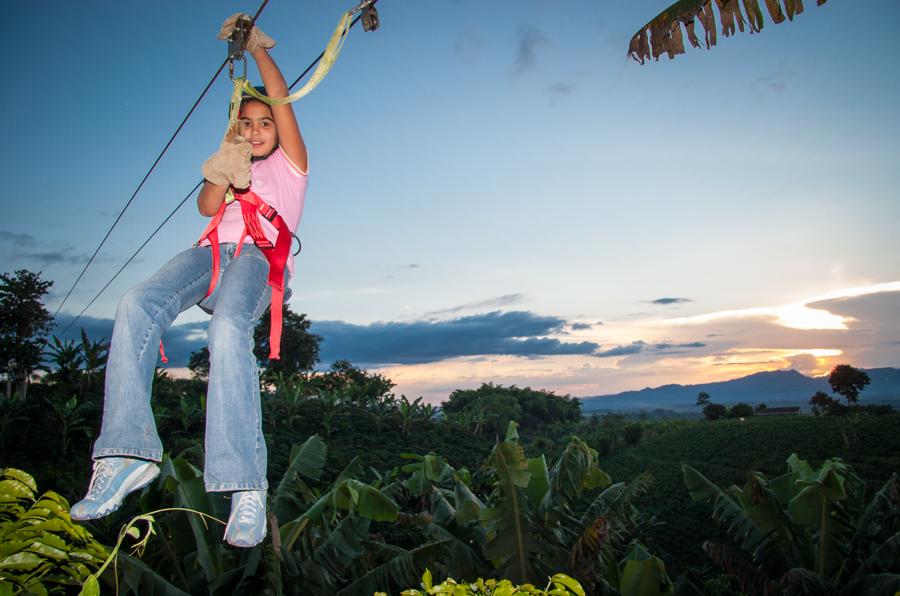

{"left": 383, "top": 569, "right": 585, "bottom": 595}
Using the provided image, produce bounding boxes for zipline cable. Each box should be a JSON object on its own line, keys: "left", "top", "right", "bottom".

{"left": 59, "top": 7, "right": 374, "bottom": 336}
{"left": 59, "top": 182, "right": 204, "bottom": 337}
{"left": 53, "top": 0, "right": 271, "bottom": 318}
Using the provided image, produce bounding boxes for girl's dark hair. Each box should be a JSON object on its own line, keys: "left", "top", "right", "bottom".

{"left": 228, "top": 86, "right": 269, "bottom": 117}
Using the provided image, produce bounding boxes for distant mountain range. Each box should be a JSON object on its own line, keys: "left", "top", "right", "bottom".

{"left": 578, "top": 367, "right": 900, "bottom": 413}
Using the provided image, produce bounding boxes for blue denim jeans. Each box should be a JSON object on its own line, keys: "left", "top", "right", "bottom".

{"left": 93, "top": 243, "right": 274, "bottom": 491}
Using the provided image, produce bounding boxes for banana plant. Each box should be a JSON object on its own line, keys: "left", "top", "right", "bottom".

{"left": 683, "top": 454, "right": 900, "bottom": 594}
{"left": 78, "top": 329, "right": 109, "bottom": 388}
{"left": 48, "top": 394, "right": 93, "bottom": 458}
{"left": 84, "top": 435, "right": 413, "bottom": 595}
{"left": 398, "top": 422, "right": 671, "bottom": 595}
{"left": 43, "top": 336, "right": 85, "bottom": 391}
{"left": 629, "top": 0, "right": 829, "bottom": 63}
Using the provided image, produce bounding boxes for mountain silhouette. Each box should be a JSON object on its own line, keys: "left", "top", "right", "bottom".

{"left": 579, "top": 367, "right": 900, "bottom": 413}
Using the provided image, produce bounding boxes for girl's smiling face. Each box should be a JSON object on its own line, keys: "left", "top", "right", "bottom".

{"left": 238, "top": 100, "right": 278, "bottom": 158}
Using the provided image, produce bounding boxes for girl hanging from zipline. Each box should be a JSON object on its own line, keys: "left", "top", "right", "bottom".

{"left": 71, "top": 14, "right": 308, "bottom": 548}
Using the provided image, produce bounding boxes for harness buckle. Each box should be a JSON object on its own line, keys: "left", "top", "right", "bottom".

{"left": 260, "top": 205, "right": 278, "bottom": 222}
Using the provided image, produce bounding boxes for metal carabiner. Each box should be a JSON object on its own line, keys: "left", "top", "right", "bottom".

{"left": 228, "top": 55, "right": 248, "bottom": 82}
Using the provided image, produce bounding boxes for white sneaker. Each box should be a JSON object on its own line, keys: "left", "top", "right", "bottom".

{"left": 70, "top": 457, "right": 160, "bottom": 521}
{"left": 224, "top": 490, "right": 267, "bottom": 547}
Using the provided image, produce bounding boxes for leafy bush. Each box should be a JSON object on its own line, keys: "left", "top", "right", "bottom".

{"left": 384, "top": 569, "right": 585, "bottom": 595}
{"left": 0, "top": 468, "right": 107, "bottom": 594}
{"left": 443, "top": 384, "right": 581, "bottom": 436}
{"left": 702, "top": 403, "right": 727, "bottom": 420}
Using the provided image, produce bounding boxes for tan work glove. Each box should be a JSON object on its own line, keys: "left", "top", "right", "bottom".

{"left": 217, "top": 13, "right": 276, "bottom": 53}
{"left": 202, "top": 129, "right": 252, "bottom": 189}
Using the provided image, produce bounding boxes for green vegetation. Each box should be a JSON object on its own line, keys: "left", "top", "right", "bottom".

{"left": 0, "top": 468, "right": 107, "bottom": 594}
{"left": 600, "top": 413, "right": 900, "bottom": 579}
{"left": 385, "top": 570, "right": 585, "bottom": 595}
{"left": 1, "top": 269, "right": 53, "bottom": 399}
{"left": 2, "top": 269, "right": 898, "bottom": 594}
{"left": 684, "top": 455, "right": 900, "bottom": 594}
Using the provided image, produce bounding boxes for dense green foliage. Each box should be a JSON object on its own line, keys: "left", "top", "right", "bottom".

{"left": 684, "top": 455, "right": 900, "bottom": 594}
{"left": 3, "top": 268, "right": 898, "bottom": 594}
{"left": 600, "top": 413, "right": 900, "bottom": 578}
{"left": 0, "top": 468, "right": 107, "bottom": 594}
{"left": 442, "top": 383, "right": 581, "bottom": 437}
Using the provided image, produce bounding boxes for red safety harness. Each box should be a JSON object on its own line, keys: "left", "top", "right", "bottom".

{"left": 196, "top": 188, "right": 292, "bottom": 359}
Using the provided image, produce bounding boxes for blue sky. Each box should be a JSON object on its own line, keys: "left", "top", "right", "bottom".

{"left": 5, "top": 1, "right": 899, "bottom": 402}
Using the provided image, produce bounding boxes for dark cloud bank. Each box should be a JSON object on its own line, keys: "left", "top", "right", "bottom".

{"left": 314, "top": 311, "right": 599, "bottom": 367}
{"left": 54, "top": 310, "right": 705, "bottom": 369}
{"left": 595, "top": 340, "right": 706, "bottom": 358}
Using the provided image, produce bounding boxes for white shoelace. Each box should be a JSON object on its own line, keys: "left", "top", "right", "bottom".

{"left": 86, "top": 460, "right": 114, "bottom": 498}
{"left": 235, "top": 492, "right": 263, "bottom": 525}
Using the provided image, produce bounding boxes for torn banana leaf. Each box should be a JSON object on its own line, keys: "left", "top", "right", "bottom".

{"left": 628, "top": 0, "right": 828, "bottom": 64}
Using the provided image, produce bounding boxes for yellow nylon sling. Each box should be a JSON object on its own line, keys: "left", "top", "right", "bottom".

{"left": 222, "top": 10, "right": 353, "bottom": 203}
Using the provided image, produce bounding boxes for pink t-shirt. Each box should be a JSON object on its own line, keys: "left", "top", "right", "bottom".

{"left": 202, "top": 147, "right": 308, "bottom": 274}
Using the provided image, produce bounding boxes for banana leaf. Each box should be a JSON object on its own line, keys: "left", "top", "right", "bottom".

{"left": 336, "top": 539, "right": 449, "bottom": 596}
{"left": 271, "top": 435, "right": 327, "bottom": 524}
{"left": 157, "top": 456, "right": 228, "bottom": 589}
{"left": 112, "top": 553, "right": 191, "bottom": 596}
{"left": 579, "top": 472, "right": 653, "bottom": 529}
{"left": 682, "top": 464, "right": 766, "bottom": 552}
{"left": 628, "top": 0, "right": 828, "bottom": 64}
{"left": 480, "top": 438, "right": 543, "bottom": 583}
{"left": 619, "top": 542, "right": 674, "bottom": 596}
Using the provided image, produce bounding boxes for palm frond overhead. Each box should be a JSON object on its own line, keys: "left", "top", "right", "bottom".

{"left": 628, "top": 0, "right": 828, "bottom": 64}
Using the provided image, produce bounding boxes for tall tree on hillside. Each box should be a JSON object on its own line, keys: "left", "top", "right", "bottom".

{"left": 696, "top": 391, "right": 710, "bottom": 406}
{"left": 0, "top": 270, "right": 53, "bottom": 398}
{"left": 828, "top": 364, "right": 871, "bottom": 406}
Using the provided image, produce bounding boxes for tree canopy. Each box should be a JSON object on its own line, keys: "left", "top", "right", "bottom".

{"left": 0, "top": 270, "right": 54, "bottom": 387}
{"left": 828, "top": 364, "right": 871, "bottom": 406}
{"left": 189, "top": 304, "right": 322, "bottom": 380}
{"left": 442, "top": 383, "right": 581, "bottom": 436}
{"left": 254, "top": 305, "right": 321, "bottom": 377}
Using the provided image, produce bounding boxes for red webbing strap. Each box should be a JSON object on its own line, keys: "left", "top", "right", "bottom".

{"left": 159, "top": 340, "right": 169, "bottom": 364}
{"left": 269, "top": 286, "right": 284, "bottom": 359}
{"left": 236, "top": 191, "right": 292, "bottom": 360}
{"left": 196, "top": 201, "right": 228, "bottom": 298}
{"left": 195, "top": 190, "right": 291, "bottom": 360}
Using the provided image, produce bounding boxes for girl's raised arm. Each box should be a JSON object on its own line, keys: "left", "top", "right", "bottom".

{"left": 251, "top": 46, "right": 308, "bottom": 174}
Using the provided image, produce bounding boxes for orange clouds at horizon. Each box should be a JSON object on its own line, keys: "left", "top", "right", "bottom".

{"left": 376, "top": 283, "right": 899, "bottom": 404}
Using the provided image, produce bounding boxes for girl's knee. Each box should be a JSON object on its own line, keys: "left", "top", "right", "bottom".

{"left": 116, "top": 284, "right": 154, "bottom": 320}
{"left": 208, "top": 312, "right": 254, "bottom": 352}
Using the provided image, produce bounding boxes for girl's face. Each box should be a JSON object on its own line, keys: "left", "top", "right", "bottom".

{"left": 238, "top": 100, "right": 278, "bottom": 158}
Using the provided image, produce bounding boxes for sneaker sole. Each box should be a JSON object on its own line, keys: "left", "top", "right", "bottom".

{"left": 225, "top": 524, "right": 268, "bottom": 548}
{"left": 70, "top": 464, "right": 160, "bottom": 521}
